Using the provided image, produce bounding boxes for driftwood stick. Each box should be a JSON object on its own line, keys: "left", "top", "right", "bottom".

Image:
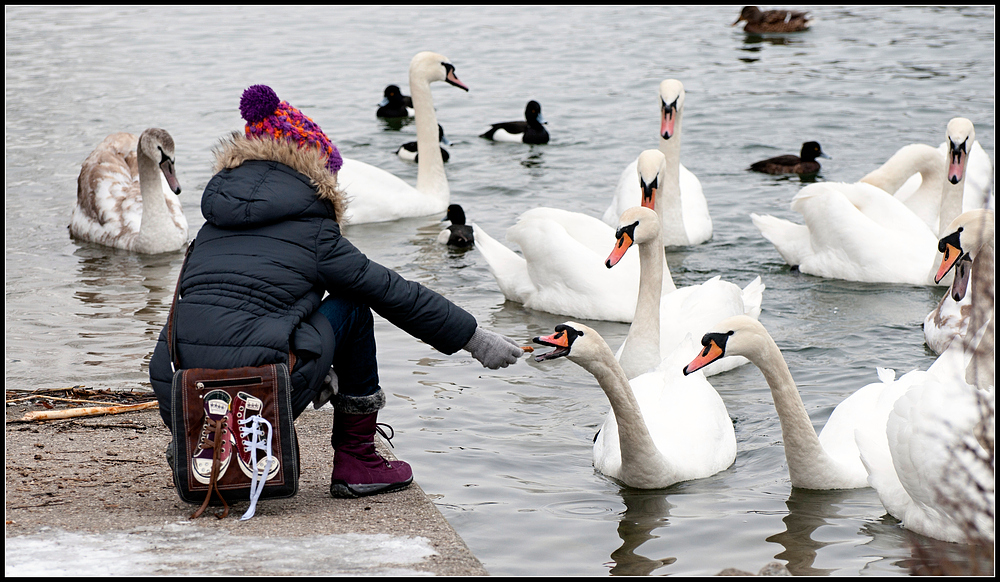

{"left": 6, "top": 395, "right": 124, "bottom": 406}
{"left": 18, "top": 401, "right": 158, "bottom": 422}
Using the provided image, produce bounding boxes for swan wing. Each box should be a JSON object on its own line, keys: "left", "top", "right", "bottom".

{"left": 884, "top": 374, "right": 991, "bottom": 542}
{"left": 338, "top": 157, "right": 447, "bottom": 224}
{"left": 654, "top": 276, "right": 764, "bottom": 376}
{"left": 678, "top": 164, "right": 712, "bottom": 244}
{"left": 506, "top": 210, "right": 640, "bottom": 322}
{"left": 471, "top": 222, "right": 533, "bottom": 304}
{"left": 766, "top": 182, "right": 940, "bottom": 284}
{"left": 70, "top": 133, "right": 143, "bottom": 248}
{"left": 639, "top": 336, "right": 736, "bottom": 478}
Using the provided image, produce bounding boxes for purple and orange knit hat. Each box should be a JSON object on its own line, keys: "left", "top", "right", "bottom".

{"left": 239, "top": 84, "right": 343, "bottom": 175}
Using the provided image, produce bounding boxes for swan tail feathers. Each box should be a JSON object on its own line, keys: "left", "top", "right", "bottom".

{"left": 740, "top": 276, "right": 765, "bottom": 320}
{"left": 750, "top": 212, "right": 813, "bottom": 267}
{"left": 876, "top": 366, "right": 897, "bottom": 384}
{"left": 472, "top": 222, "right": 532, "bottom": 303}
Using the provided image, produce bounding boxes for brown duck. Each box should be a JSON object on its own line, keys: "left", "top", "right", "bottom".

{"left": 749, "top": 141, "right": 829, "bottom": 175}
{"left": 733, "top": 6, "right": 812, "bottom": 34}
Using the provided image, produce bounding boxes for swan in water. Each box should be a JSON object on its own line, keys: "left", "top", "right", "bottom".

{"left": 859, "top": 220, "right": 994, "bottom": 543}
{"left": 856, "top": 336, "right": 994, "bottom": 542}
{"left": 533, "top": 321, "right": 736, "bottom": 489}
{"left": 473, "top": 206, "right": 659, "bottom": 322}
{"left": 338, "top": 51, "right": 468, "bottom": 225}
{"left": 69, "top": 128, "right": 188, "bottom": 254}
{"left": 749, "top": 119, "right": 980, "bottom": 285}
{"left": 926, "top": 209, "right": 994, "bottom": 386}
{"left": 861, "top": 367, "right": 994, "bottom": 544}
{"left": 606, "top": 183, "right": 763, "bottom": 379}
{"left": 602, "top": 79, "right": 712, "bottom": 246}
{"left": 860, "top": 118, "right": 994, "bottom": 237}
{"left": 684, "top": 315, "right": 929, "bottom": 490}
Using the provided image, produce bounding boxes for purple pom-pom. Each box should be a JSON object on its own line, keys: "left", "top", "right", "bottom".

{"left": 327, "top": 146, "right": 343, "bottom": 174}
{"left": 240, "top": 84, "right": 280, "bottom": 124}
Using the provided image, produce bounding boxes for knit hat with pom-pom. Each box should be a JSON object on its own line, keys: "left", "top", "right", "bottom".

{"left": 239, "top": 84, "right": 342, "bottom": 174}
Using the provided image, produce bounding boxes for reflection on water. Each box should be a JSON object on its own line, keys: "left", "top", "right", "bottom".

{"left": 73, "top": 244, "right": 178, "bottom": 329}
{"left": 378, "top": 116, "right": 414, "bottom": 132}
{"left": 70, "top": 243, "right": 183, "bottom": 373}
{"left": 765, "top": 487, "right": 852, "bottom": 576}
{"left": 740, "top": 33, "right": 806, "bottom": 48}
{"left": 609, "top": 488, "right": 678, "bottom": 576}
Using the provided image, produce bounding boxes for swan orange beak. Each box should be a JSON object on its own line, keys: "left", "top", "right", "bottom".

{"left": 683, "top": 339, "right": 724, "bottom": 376}
{"left": 533, "top": 329, "right": 572, "bottom": 362}
{"left": 606, "top": 230, "right": 634, "bottom": 268}
{"left": 640, "top": 179, "right": 657, "bottom": 210}
{"left": 935, "top": 241, "right": 963, "bottom": 284}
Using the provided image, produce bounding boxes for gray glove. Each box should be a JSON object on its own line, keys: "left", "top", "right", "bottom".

{"left": 463, "top": 326, "right": 522, "bottom": 369}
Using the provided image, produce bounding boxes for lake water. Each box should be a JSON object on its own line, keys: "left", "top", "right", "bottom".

{"left": 4, "top": 5, "right": 994, "bottom": 576}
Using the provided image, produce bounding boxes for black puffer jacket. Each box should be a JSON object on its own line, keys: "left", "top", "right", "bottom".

{"left": 148, "top": 134, "right": 477, "bottom": 426}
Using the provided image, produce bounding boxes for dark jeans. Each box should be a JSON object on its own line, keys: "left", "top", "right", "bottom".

{"left": 317, "top": 295, "right": 380, "bottom": 399}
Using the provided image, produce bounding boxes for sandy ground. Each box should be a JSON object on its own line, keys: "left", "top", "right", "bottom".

{"left": 5, "top": 399, "right": 488, "bottom": 576}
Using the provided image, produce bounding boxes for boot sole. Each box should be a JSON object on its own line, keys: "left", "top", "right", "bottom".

{"left": 330, "top": 477, "right": 413, "bottom": 499}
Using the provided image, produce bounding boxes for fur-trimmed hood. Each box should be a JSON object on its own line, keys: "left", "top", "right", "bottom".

{"left": 211, "top": 132, "right": 346, "bottom": 222}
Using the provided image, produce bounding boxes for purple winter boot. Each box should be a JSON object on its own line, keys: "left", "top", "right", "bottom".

{"left": 330, "top": 410, "right": 413, "bottom": 498}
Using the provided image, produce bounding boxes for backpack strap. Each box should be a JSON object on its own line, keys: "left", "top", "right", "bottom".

{"left": 167, "top": 243, "right": 196, "bottom": 373}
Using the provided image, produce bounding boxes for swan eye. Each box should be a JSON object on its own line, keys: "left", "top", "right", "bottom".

{"left": 615, "top": 221, "right": 639, "bottom": 242}
{"left": 938, "top": 230, "right": 962, "bottom": 254}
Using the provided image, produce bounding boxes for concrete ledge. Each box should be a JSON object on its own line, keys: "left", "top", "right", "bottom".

{"left": 5, "top": 404, "right": 488, "bottom": 576}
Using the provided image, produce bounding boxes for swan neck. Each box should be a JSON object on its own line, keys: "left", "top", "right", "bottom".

{"left": 937, "top": 174, "right": 965, "bottom": 237}
{"left": 577, "top": 349, "right": 665, "bottom": 465}
{"left": 749, "top": 334, "right": 830, "bottom": 482}
{"left": 619, "top": 232, "right": 663, "bottom": 379}
{"left": 410, "top": 70, "right": 448, "bottom": 197}
{"left": 137, "top": 152, "right": 167, "bottom": 222}
{"left": 860, "top": 146, "right": 940, "bottom": 194}
{"left": 656, "top": 125, "right": 688, "bottom": 246}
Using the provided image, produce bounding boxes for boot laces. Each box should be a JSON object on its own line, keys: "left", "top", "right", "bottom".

{"left": 375, "top": 422, "right": 396, "bottom": 448}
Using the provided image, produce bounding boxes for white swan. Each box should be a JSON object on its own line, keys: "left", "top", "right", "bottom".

{"left": 860, "top": 118, "right": 994, "bottom": 237}
{"left": 684, "top": 315, "right": 928, "bottom": 490}
{"left": 751, "top": 119, "right": 982, "bottom": 285}
{"left": 472, "top": 207, "right": 667, "bottom": 322}
{"left": 69, "top": 129, "right": 188, "bottom": 254}
{"left": 926, "top": 209, "right": 995, "bottom": 386}
{"left": 337, "top": 51, "right": 468, "bottom": 225}
{"left": 602, "top": 79, "right": 712, "bottom": 246}
{"left": 875, "top": 373, "right": 993, "bottom": 544}
{"left": 533, "top": 321, "right": 736, "bottom": 489}
{"left": 607, "top": 198, "right": 764, "bottom": 379}
{"left": 749, "top": 121, "right": 982, "bottom": 286}
{"left": 855, "top": 345, "right": 994, "bottom": 544}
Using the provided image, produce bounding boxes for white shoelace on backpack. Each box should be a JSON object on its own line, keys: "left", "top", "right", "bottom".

{"left": 238, "top": 414, "right": 274, "bottom": 521}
